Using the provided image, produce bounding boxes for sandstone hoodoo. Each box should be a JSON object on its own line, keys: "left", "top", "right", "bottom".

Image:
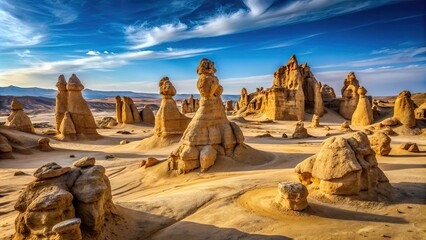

{"left": 292, "top": 120, "right": 309, "bottom": 139}
{"left": 415, "top": 101, "right": 426, "bottom": 119}
{"left": 225, "top": 100, "right": 233, "bottom": 112}
{"left": 311, "top": 114, "right": 320, "bottom": 128}
{"left": 168, "top": 58, "right": 270, "bottom": 174}
{"left": 394, "top": 90, "right": 416, "bottom": 127}
{"left": 295, "top": 132, "right": 392, "bottom": 199}
{"left": 351, "top": 86, "right": 374, "bottom": 126}
{"left": 235, "top": 55, "right": 324, "bottom": 120}
{"left": 339, "top": 72, "right": 360, "bottom": 119}
{"left": 55, "top": 74, "right": 100, "bottom": 141}
{"left": 141, "top": 105, "right": 155, "bottom": 124}
{"left": 13, "top": 161, "right": 120, "bottom": 239}
{"left": 136, "top": 77, "right": 191, "bottom": 149}
{"left": 116, "top": 96, "right": 141, "bottom": 124}
{"left": 5, "top": 98, "right": 35, "bottom": 133}
{"left": 181, "top": 94, "right": 200, "bottom": 114}
{"left": 275, "top": 182, "right": 308, "bottom": 211}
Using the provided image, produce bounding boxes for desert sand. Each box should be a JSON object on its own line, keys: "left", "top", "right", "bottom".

{"left": 0, "top": 106, "right": 425, "bottom": 239}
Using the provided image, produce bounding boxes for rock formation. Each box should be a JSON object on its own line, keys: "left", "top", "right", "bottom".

{"left": 115, "top": 96, "right": 123, "bottom": 124}
{"left": 235, "top": 55, "right": 325, "bottom": 121}
{"left": 136, "top": 77, "right": 191, "bottom": 150}
{"left": 5, "top": 98, "right": 34, "bottom": 133}
{"left": 140, "top": 105, "right": 155, "bottom": 124}
{"left": 13, "top": 161, "right": 120, "bottom": 239}
{"left": 181, "top": 95, "right": 200, "bottom": 114}
{"left": 168, "top": 58, "right": 270, "bottom": 174}
{"left": 0, "top": 134, "right": 13, "bottom": 159}
{"left": 311, "top": 114, "right": 320, "bottom": 128}
{"left": 97, "top": 117, "right": 118, "bottom": 129}
{"left": 321, "top": 84, "right": 336, "bottom": 99}
{"left": 400, "top": 142, "right": 420, "bottom": 153}
{"left": 292, "top": 121, "right": 308, "bottom": 139}
{"left": 121, "top": 96, "right": 141, "bottom": 124}
{"left": 339, "top": 72, "right": 360, "bottom": 119}
{"left": 370, "top": 132, "right": 391, "bottom": 156}
{"left": 295, "top": 132, "right": 391, "bottom": 198}
{"left": 415, "top": 102, "right": 426, "bottom": 119}
{"left": 394, "top": 90, "right": 416, "bottom": 127}
{"left": 340, "top": 120, "right": 353, "bottom": 132}
{"left": 55, "top": 74, "right": 100, "bottom": 141}
{"left": 38, "top": 137, "right": 54, "bottom": 152}
{"left": 225, "top": 100, "right": 233, "bottom": 112}
{"left": 351, "top": 86, "right": 374, "bottom": 126}
{"left": 275, "top": 182, "right": 308, "bottom": 211}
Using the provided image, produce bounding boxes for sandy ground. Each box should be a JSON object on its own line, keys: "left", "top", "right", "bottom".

{"left": 0, "top": 110, "right": 425, "bottom": 240}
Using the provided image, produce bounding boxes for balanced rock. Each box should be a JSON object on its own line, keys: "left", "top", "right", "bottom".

{"left": 292, "top": 121, "right": 308, "bottom": 139}
{"left": 295, "top": 132, "right": 391, "bottom": 197}
{"left": 370, "top": 132, "right": 392, "bottom": 156}
{"left": 394, "top": 90, "right": 416, "bottom": 127}
{"left": 38, "top": 137, "right": 54, "bottom": 152}
{"left": 275, "top": 182, "right": 308, "bottom": 211}
{"left": 33, "top": 162, "right": 71, "bottom": 180}
{"left": 56, "top": 74, "right": 100, "bottom": 140}
{"left": 136, "top": 77, "right": 191, "bottom": 150}
{"left": 339, "top": 72, "right": 360, "bottom": 119}
{"left": 168, "top": 59, "right": 264, "bottom": 174}
{"left": 5, "top": 98, "right": 35, "bottom": 133}
{"left": 351, "top": 86, "right": 374, "bottom": 126}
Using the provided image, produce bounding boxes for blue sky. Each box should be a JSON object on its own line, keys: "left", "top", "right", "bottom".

{"left": 0, "top": 0, "right": 425, "bottom": 96}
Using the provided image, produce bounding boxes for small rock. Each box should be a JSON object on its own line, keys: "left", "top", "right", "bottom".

{"left": 275, "top": 182, "right": 308, "bottom": 211}
{"left": 323, "top": 126, "right": 331, "bottom": 131}
{"left": 362, "top": 128, "right": 374, "bottom": 135}
{"left": 116, "top": 130, "right": 131, "bottom": 135}
{"left": 139, "top": 160, "right": 147, "bottom": 167}
{"left": 105, "top": 154, "right": 115, "bottom": 160}
{"left": 408, "top": 144, "right": 420, "bottom": 153}
{"left": 14, "top": 171, "right": 26, "bottom": 176}
{"left": 42, "top": 129, "right": 57, "bottom": 135}
{"left": 120, "top": 140, "right": 130, "bottom": 145}
{"left": 69, "top": 154, "right": 75, "bottom": 158}
{"left": 282, "top": 133, "right": 288, "bottom": 138}
{"left": 256, "top": 133, "right": 273, "bottom": 138}
{"left": 73, "top": 156, "right": 95, "bottom": 167}
{"left": 38, "top": 137, "right": 54, "bottom": 152}
{"left": 145, "top": 157, "right": 161, "bottom": 168}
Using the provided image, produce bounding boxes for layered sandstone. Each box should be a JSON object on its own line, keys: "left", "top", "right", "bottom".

{"left": 5, "top": 98, "right": 34, "bottom": 133}
{"left": 339, "top": 72, "right": 360, "bottom": 119}
{"left": 181, "top": 95, "right": 200, "bottom": 114}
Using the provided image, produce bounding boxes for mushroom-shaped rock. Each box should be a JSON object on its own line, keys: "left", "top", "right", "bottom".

{"left": 370, "top": 132, "right": 391, "bottom": 156}
{"left": 73, "top": 156, "right": 96, "bottom": 167}
{"left": 52, "top": 218, "right": 82, "bottom": 240}
{"left": 33, "top": 162, "right": 71, "bottom": 180}
{"left": 275, "top": 182, "right": 308, "bottom": 211}
{"left": 38, "top": 137, "right": 54, "bottom": 152}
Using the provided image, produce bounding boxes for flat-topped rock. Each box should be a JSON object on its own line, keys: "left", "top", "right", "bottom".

{"left": 275, "top": 182, "right": 308, "bottom": 211}
{"left": 73, "top": 156, "right": 96, "bottom": 167}
{"left": 33, "top": 162, "right": 70, "bottom": 180}
{"left": 52, "top": 218, "right": 81, "bottom": 233}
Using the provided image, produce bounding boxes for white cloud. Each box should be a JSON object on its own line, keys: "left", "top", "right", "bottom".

{"left": 125, "top": 0, "right": 391, "bottom": 49}
{"left": 16, "top": 49, "right": 32, "bottom": 58}
{"left": 86, "top": 50, "right": 101, "bottom": 56}
{"left": 258, "top": 33, "right": 324, "bottom": 50}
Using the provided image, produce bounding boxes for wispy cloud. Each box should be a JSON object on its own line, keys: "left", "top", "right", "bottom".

{"left": 0, "top": 47, "right": 221, "bottom": 84}
{"left": 257, "top": 33, "right": 323, "bottom": 50}
{"left": 86, "top": 50, "right": 101, "bottom": 56}
{"left": 125, "top": 0, "right": 392, "bottom": 49}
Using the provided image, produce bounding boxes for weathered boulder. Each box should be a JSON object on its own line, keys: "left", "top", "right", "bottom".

{"left": 381, "top": 117, "right": 398, "bottom": 126}
{"left": 73, "top": 156, "right": 96, "bottom": 167}
{"left": 0, "top": 134, "right": 13, "bottom": 159}
{"left": 394, "top": 90, "right": 416, "bottom": 127}
{"left": 400, "top": 142, "right": 420, "bottom": 153}
{"left": 275, "top": 182, "right": 308, "bottom": 211}
{"left": 5, "top": 98, "right": 34, "bottom": 133}
{"left": 141, "top": 105, "right": 155, "bottom": 124}
{"left": 38, "top": 137, "right": 54, "bottom": 152}
{"left": 97, "top": 117, "right": 118, "bottom": 129}
{"left": 370, "top": 132, "right": 391, "bottom": 156}
{"left": 321, "top": 84, "right": 336, "bottom": 99}
{"left": 351, "top": 86, "right": 374, "bottom": 126}
{"left": 295, "top": 132, "right": 391, "bottom": 198}
{"left": 52, "top": 218, "right": 82, "bottom": 240}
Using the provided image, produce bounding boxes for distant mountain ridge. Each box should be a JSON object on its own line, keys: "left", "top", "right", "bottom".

{"left": 0, "top": 85, "right": 239, "bottom": 101}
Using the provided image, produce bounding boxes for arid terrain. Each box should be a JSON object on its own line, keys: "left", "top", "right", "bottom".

{"left": 0, "top": 104, "right": 425, "bottom": 239}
